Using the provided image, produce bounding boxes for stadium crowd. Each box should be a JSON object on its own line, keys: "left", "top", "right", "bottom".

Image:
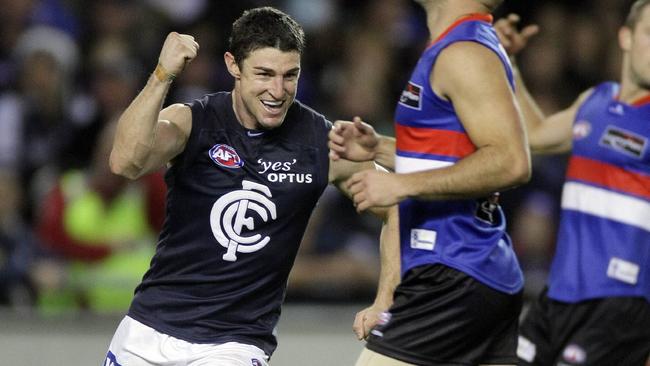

{"left": 0, "top": 0, "right": 635, "bottom": 313}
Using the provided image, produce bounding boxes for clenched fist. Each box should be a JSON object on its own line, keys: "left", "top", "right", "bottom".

{"left": 157, "top": 32, "right": 200, "bottom": 78}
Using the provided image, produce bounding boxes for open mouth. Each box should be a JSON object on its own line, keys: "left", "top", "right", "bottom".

{"left": 260, "top": 100, "right": 285, "bottom": 114}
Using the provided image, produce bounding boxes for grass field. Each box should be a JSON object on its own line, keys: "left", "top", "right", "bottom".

{"left": 0, "top": 304, "right": 365, "bottom": 365}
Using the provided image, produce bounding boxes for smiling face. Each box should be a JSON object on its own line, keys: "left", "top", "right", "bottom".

{"left": 226, "top": 47, "right": 300, "bottom": 130}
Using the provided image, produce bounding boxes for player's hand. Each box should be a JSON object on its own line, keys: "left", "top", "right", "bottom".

{"left": 346, "top": 170, "right": 405, "bottom": 212}
{"left": 353, "top": 304, "right": 387, "bottom": 341}
{"left": 158, "top": 32, "right": 200, "bottom": 77}
{"left": 328, "top": 117, "right": 379, "bottom": 162}
{"left": 494, "top": 14, "right": 539, "bottom": 57}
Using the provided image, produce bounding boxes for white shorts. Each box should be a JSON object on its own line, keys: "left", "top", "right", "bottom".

{"left": 104, "top": 316, "right": 270, "bottom": 366}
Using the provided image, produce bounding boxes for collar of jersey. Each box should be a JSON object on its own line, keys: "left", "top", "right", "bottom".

{"left": 614, "top": 92, "right": 650, "bottom": 107}
{"left": 429, "top": 13, "right": 494, "bottom": 47}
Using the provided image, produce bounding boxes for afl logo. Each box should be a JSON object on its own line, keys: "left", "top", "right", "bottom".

{"left": 573, "top": 120, "right": 591, "bottom": 140}
{"left": 209, "top": 144, "right": 244, "bottom": 169}
{"left": 210, "top": 180, "right": 277, "bottom": 262}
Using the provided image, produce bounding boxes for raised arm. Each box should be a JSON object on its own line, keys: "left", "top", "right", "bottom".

{"left": 495, "top": 14, "right": 589, "bottom": 155}
{"left": 109, "top": 32, "right": 199, "bottom": 179}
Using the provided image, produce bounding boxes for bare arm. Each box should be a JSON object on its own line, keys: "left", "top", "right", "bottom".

{"left": 413, "top": 41, "right": 532, "bottom": 198}
{"left": 495, "top": 14, "right": 589, "bottom": 155}
{"left": 352, "top": 204, "right": 400, "bottom": 340}
{"left": 346, "top": 42, "right": 531, "bottom": 211}
{"left": 328, "top": 157, "right": 401, "bottom": 339}
{"left": 109, "top": 32, "right": 199, "bottom": 179}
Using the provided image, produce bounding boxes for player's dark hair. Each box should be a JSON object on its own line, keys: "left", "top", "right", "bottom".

{"left": 229, "top": 7, "right": 305, "bottom": 67}
{"left": 625, "top": 0, "right": 650, "bottom": 29}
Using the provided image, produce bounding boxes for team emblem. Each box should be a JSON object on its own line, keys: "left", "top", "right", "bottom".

{"left": 210, "top": 180, "right": 277, "bottom": 261}
{"left": 562, "top": 344, "right": 586, "bottom": 364}
{"left": 209, "top": 144, "right": 244, "bottom": 169}
{"left": 399, "top": 81, "right": 423, "bottom": 110}
{"left": 572, "top": 120, "right": 591, "bottom": 140}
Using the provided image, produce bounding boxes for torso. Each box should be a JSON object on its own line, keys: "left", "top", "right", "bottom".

{"left": 127, "top": 92, "right": 331, "bottom": 355}
{"left": 393, "top": 15, "right": 523, "bottom": 294}
{"left": 549, "top": 82, "right": 650, "bottom": 303}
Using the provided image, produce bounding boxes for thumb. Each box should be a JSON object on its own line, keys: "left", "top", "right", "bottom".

{"left": 353, "top": 313, "right": 366, "bottom": 340}
{"left": 353, "top": 117, "right": 370, "bottom": 134}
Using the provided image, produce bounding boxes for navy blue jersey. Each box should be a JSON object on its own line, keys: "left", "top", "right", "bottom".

{"left": 128, "top": 92, "right": 331, "bottom": 356}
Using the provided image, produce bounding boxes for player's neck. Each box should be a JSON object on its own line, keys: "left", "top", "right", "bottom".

{"left": 618, "top": 83, "right": 650, "bottom": 106}
{"left": 425, "top": 1, "right": 490, "bottom": 43}
{"left": 618, "top": 63, "right": 650, "bottom": 105}
{"left": 231, "top": 89, "right": 258, "bottom": 130}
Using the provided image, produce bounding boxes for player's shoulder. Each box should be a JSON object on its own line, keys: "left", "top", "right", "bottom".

{"left": 436, "top": 41, "right": 505, "bottom": 81}
{"left": 575, "top": 82, "right": 617, "bottom": 107}
{"left": 185, "top": 91, "right": 230, "bottom": 110}
{"left": 289, "top": 99, "right": 332, "bottom": 130}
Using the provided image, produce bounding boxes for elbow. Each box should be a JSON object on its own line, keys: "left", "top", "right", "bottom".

{"left": 109, "top": 151, "right": 141, "bottom": 180}
{"left": 506, "top": 152, "right": 532, "bottom": 187}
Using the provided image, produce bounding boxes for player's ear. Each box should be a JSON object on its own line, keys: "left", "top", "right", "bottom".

{"left": 224, "top": 52, "right": 241, "bottom": 79}
{"left": 618, "top": 26, "right": 632, "bottom": 52}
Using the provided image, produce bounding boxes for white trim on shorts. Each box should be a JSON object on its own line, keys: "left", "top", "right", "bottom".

{"left": 104, "top": 316, "right": 269, "bottom": 366}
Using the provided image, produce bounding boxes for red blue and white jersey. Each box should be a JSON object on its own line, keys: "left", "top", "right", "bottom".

{"left": 394, "top": 14, "right": 523, "bottom": 294}
{"left": 548, "top": 82, "right": 650, "bottom": 303}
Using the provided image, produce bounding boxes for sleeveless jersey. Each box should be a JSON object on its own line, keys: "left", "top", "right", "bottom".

{"left": 393, "top": 14, "right": 523, "bottom": 294}
{"left": 128, "top": 92, "right": 331, "bottom": 356}
{"left": 548, "top": 82, "right": 650, "bottom": 303}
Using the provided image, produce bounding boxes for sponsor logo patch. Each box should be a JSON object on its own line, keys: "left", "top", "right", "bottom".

{"left": 410, "top": 229, "right": 436, "bottom": 251}
{"left": 399, "top": 81, "right": 423, "bottom": 110}
{"left": 607, "top": 257, "right": 639, "bottom": 285}
{"left": 209, "top": 144, "right": 244, "bottom": 169}
{"left": 517, "top": 335, "right": 537, "bottom": 363}
{"left": 599, "top": 126, "right": 647, "bottom": 159}
{"left": 257, "top": 158, "right": 312, "bottom": 184}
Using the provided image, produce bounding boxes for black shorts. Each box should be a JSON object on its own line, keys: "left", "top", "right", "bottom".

{"left": 366, "top": 264, "right": 523, "bottom": 365}
{"left": 518, "top": 288, "right": 650, "bottom": 366}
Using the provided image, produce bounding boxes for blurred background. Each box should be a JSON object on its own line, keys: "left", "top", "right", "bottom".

{"left": 0, "top": 0, "right": 637, "bottom": 364}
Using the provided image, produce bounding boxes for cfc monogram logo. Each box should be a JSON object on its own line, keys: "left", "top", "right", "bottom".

{"left": 210, "top": 180, "right": 277, "bottom": 261}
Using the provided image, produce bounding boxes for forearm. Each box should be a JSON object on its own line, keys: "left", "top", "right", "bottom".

{"left": 373, "top": 206, "right": 400, "bottom": 308}
{"left": 400, "top": 144, "right": 530, "bottom": 201}
{"left": 374, "top": 135, "right": 396, "bottom": 171}
{"left": 511, "top": 62, "right": 548, "bottom": 151}
{"left": 110, "top": 70, "right": 172, "bottom": 179}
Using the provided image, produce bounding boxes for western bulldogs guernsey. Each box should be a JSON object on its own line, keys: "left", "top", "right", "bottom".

{"left": 127, "top": 92, "right": 330, "bottom": 356}
{"left": 548, "top": 82, "right": 650, "bottom": 303}
{"left": 394, "top": 14, "right": 523, "bottom": 294}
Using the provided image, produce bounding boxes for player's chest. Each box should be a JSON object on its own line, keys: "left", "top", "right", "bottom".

{"left": 188, "top": 128, "right": 325, "bottom": 197}
{"left": 573, "top": 102, "right": 650, "bottom": 169}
